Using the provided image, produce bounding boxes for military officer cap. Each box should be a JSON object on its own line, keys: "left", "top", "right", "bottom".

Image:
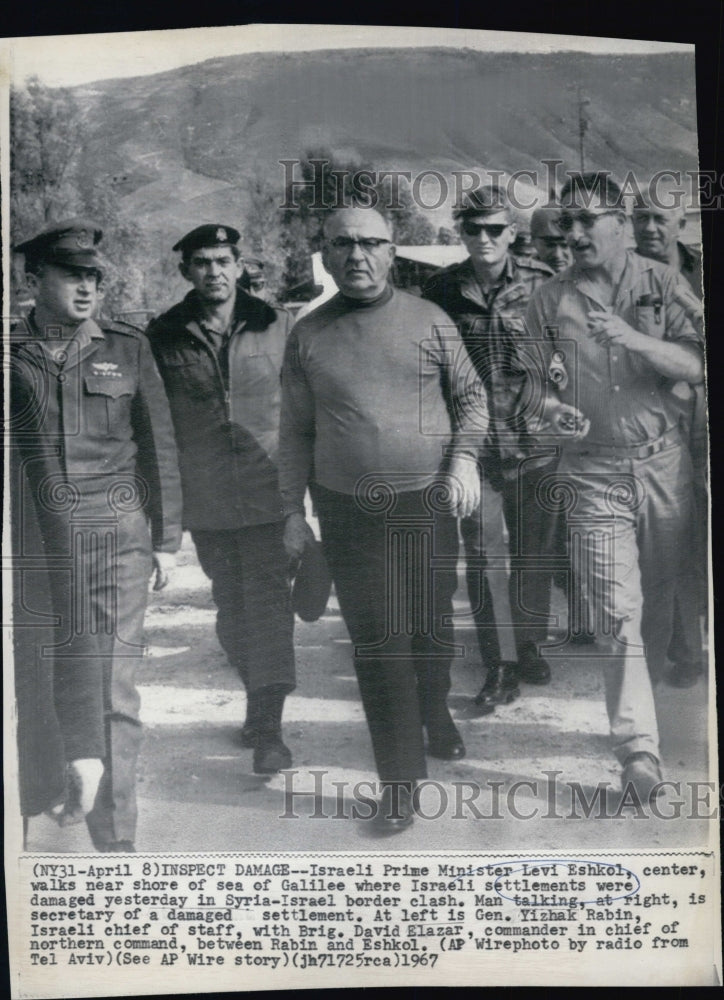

{"left": 15, "top": 218, "right": 104, "bottom": 270}
{"left": 172, "top": 224, "right": 241, "bottom": 256}
{"left": 455, "top": 184, "right": 513, "bottom": 220}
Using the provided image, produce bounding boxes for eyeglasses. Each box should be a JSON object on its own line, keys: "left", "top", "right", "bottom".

{"left": 557, "top": 210, "right": 621, "bottom": 232}
{"left": 327, "top": 237, "right": 391, "bottom": 252}
{"left": 461, "top": 221, "right": 510, "bottom": 238}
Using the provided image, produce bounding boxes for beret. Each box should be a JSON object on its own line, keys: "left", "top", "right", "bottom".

{"left": 172, "top": 224, "right": 241, "bottom": 254}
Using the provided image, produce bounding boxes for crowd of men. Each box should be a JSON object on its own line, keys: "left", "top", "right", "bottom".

{"left": 10, "top": 171, "right": 707, "bottom": 844}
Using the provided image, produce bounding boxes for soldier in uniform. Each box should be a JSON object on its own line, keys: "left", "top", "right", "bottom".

{"left": 146, "top": 225, "right": 296, "bottom": 774}
{"left": 632, "top": 181, "right": 707, "bottom": 687}
{"left": 423, "top": 186, "right": 557, "bottom": 712}
{"left": 10, "top": 219, "right": 182, "bottom": 851}
{"left": 525, "top": 173, "right": 704, "bottom": 798}
{"left": 530, "top": 204, "right": 572, "bottom": 273}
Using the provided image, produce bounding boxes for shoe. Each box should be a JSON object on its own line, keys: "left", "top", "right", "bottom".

{"left": 372, "top": 783, "right": 415, "bottom": 835}
{"left": 100, "top": 840, "right": 136, "bottom": 853}
{"left": 427, "top": 735, "right": 466, "bottom": 760}
{"left": 517, "top": 646, "right": 552, "bottom": 685}
{"left": 621, "top": 752, "right": 663, "bottom": 803}
{"left": 474, "top": 661, "right": 520, "bottom": 714}
{"left": 253, "top": 737, "right": 292, "bottom": 774}
{"left": 425, "top": 710, "right": 466, "bottom": 760}
{"left": 665, "top": 664, "right": 703, "bottom": 688}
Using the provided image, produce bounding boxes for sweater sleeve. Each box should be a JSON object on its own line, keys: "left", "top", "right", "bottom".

{"left": 278, "top": 326, "right": 315, "bottom": 517}
{"left": 430, "top": 311, "right": 489, "bottom": 461}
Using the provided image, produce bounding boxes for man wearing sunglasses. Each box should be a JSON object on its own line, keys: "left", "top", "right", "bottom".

{"left": 423, "top": 185, "right": 557, "bottom": 713}
{"left": 279, "top": 206, "right": 487, "bottom": 834}
{"left": 525, "top": 172, "right": 704, "bottom": 802}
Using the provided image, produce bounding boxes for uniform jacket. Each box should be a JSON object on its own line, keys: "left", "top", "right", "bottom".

{"left": 146, "top": 287, "right": 292, "bottom": 530}
{"left": 10, "top": 315, "right": 182, "bottom": 553}
{"left": 423, "top": 254, "right": 554, "bottom": 377}
{"left": 423, "top": 254, "right": 554, "bottom": 482}
{"left": 525, "top": 249, "right": 703, "bottom": 450}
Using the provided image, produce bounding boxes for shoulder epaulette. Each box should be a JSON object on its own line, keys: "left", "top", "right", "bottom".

{"left": 514, "top": 255, "right": 554, "bottom": 275}
{"left": 102, "top": 318, "right": 144, "bottom": 336}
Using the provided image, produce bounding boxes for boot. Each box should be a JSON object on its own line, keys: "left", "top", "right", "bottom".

{"left": 517, "top": 643, "right": 552, "bottom": 685}
{"left": 252, "top": 684, "right": 293, "bottom": 774}
{"left": 473, "top": 661, "right": 520, "bottom": 714}
{"left": 238, "top": 692, "right": 262, "bottom": 748}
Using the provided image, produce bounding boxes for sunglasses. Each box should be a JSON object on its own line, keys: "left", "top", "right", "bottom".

{"left": 327, "top": 237, "right": 391, "bottom": 252}
{"left": 461, "top": 221, "right": 510, "bottom": 238}
{"left": 557, "top": 210, "right": 621, "bottom": 232}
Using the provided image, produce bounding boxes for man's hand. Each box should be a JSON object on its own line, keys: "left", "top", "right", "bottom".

{"left": 151, "top": 551, "right": 176, "bottom": 591}
{"left": 529, "top": 400, "right": 590, "bottom": 441}
{"left": 46, "top": 758, "right": 104, "bottom": 827}
{"left": 587, "top": 309, "right": 645, "bottom": 350}
{"left": 283, "top": 512, "right": 316, "bottom": 560}
{"left": 445, "top": 458, "right": 481, "bottom": 519}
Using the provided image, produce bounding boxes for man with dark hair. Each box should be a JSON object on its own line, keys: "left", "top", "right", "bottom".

{"left": 525, "top": 172, "right": 704, "bottom": 799}
{"left": 530, "top": 205, "right": 572, "bottom": 273}
{"left": 147, "top": 224, "right": 295, "bottom": 774}
{"left": 280, "top": 206, "right": 486, "bottom": 833}
{"left": 11, "top": 219, "right": 182, "bottom": 850}
{"left": 423, "top": 185, "right": 556, "bottom": 713}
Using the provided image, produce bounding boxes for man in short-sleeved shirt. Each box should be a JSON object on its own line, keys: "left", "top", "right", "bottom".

{"left": 525, "top": 173, "right": 704, "bottom": 801}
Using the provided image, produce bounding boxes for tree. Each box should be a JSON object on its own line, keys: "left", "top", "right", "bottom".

{"left": 10, "top": 78, "right": 83, "bottom": 244}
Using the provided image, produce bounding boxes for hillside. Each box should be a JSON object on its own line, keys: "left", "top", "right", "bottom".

{"left": 71, "top": 46, "right": 698, "bottom": 245}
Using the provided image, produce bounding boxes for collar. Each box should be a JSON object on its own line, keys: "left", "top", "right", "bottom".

{"left": 339, "top": 284, "right": 394, "bottom": 310}
{"left": 186, "top": 284, "right": 276, "bottom": 332}
{"left": 27, "top": 313, "right": 105, "bottom": 351}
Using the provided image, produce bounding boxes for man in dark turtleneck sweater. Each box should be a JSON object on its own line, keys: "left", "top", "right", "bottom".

{"left": 279, "top": 207, "right": 488, "bottom": 834}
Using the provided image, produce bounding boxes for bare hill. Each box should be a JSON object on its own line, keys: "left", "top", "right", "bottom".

{"left": 72, "top": 47, "right": 698, "bottom": 242}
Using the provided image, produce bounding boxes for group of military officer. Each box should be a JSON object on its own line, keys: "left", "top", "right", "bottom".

{"left": 10, "top": 170, "right": 706, "bottom": 843}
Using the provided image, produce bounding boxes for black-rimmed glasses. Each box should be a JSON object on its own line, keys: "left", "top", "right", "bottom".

{"left": 327, "top": 237, "right": 391, "bottom": 252}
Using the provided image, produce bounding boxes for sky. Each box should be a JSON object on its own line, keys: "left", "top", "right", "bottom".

{"left": 1, "top": 23, "right": 691, "bottom": 88}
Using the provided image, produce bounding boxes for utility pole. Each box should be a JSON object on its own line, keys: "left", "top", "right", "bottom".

{"left": 577, "top": 87, "right": 591, "bottom": 173}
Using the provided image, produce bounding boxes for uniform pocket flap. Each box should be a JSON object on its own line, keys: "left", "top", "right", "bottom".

{"left": 84, "top": 375, "right": 135, "bottom": 397}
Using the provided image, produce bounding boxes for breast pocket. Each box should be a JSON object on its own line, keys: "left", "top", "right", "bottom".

{"left": 84, "top": 376, "right": 135, "bottom": 437}
{"left": 633, "top": 302, "right": 666, "bottom": 340}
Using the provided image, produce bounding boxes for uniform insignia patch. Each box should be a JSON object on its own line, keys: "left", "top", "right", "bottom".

{"left": 92, "top": 362, "right": 121, "bottom": 376}
{"left": 216, "top": 228, "right": 227, "bottom": 242}
{"left": 76, "top": 229, "right": 92, "bottom": 249}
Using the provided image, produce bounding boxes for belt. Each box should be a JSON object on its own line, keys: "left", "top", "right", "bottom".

{"left": 570, "top": 428, "right": 680, "bottom": 461}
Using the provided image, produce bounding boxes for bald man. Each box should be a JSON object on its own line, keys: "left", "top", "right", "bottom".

{"left": 279, "top": 207, "right": 487, "bottom": 834}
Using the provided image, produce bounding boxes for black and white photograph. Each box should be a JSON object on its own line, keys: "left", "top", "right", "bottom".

{"left": 3, "top": 14, "right": 721, "bottom": 993}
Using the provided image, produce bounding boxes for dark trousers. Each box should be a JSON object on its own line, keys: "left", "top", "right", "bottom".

{"left": 501, "top": 464, "right": 562, "bottom": 658}
{"left": 34, "top": 503, "right": 152, "bottom": 847}
{"left": 312, "top": 483, "right": 459, "bottom": 784}
{"left": 192, "top": 524, "right": 295, "bottom": 695}
{"left": 461, "top": 463, "right": 562, "bottom": 667}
